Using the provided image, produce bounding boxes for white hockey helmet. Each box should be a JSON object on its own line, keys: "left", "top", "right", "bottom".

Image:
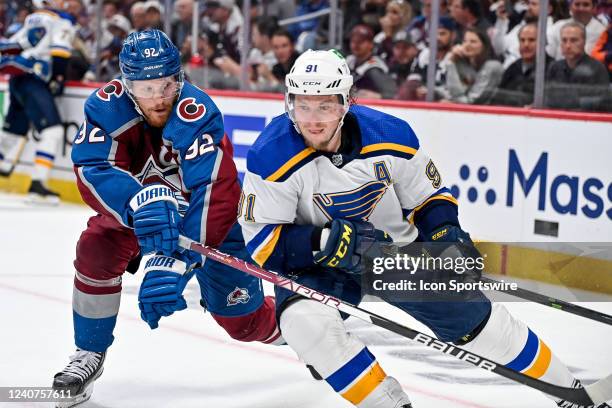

{"left": 285, "top": 49, "right": 353, "bottom": 127}
{"left": 32, "top": 0, "right": 54, "bottom": 9}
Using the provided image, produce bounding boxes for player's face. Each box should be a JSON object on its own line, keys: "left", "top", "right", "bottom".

{"left": 292, "top": 95, "right": 345, "bottom": 152}
{"left": 130, "top": 76, "right": 180, "bottom": 127}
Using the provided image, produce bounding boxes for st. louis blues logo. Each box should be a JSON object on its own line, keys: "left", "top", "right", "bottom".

{"left": 227, "top": 287, "right": 250, "bottom": 306}
{"left": 313, "top": 181, "right": 388, "bottom": 221}
{"left": 177, "top": 97, "right": 206, "bottom": 122}
{"left": 96, "top": 79, "right": 124, "bottom": 101}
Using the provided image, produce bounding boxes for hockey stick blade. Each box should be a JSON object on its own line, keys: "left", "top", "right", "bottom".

{"left": 179, "top": 235, "right": 611, "bottom": 406}
{"left": 481, "top": 276, "right": 612, "bottom": 326}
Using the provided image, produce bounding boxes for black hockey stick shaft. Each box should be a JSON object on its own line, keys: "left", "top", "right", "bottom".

{"left": 481, "top": 276, "right": 612, "bottom": 326}
{"left": 178, "top": 235, "right": 611, "bottom": 406}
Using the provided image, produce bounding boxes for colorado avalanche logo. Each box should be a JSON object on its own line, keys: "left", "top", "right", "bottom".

{"left": 227, "top": 287, "right": 250, "bottom": 306}
{"left": 96, "top": 79, "right": 124, "bottom": 101}
{"left": 177, "top": 97, "right": 206, "bottom": 122}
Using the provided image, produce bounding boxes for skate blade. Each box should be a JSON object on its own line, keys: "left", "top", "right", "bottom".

{"left": 55, "top": 383, "right": 94, "bottom": 408}
{"left": 25, "top": 193, "right": 60, "bottom": 206}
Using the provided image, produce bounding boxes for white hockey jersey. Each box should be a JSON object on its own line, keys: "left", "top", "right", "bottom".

{"left": 239, "top": 104, "right": 458, "bottom": 268}
{"left": 8, "top": 8, "right": 76, "bottom": 81}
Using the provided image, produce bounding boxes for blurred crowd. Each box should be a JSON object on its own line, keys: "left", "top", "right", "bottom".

{"left": 1, "top": 0, "right": 611, "bottom": 111}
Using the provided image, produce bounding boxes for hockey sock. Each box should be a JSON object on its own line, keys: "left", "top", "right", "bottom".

{"left": 280, "top": 299, "right": 411, "bottom": 407}
{"left": 32, "top": 125, "right": 63, "bottom": 182}
{"left": 72, "top": 269, "right": 122, "bottom": 352}
{"left": 461, "top": 303, "right": 576, "bottom": 403}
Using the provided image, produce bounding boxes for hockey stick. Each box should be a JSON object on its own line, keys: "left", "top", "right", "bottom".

{"left": 481, "top": 276, "right": 612, "bottom": 326}
{"left": 178, "top": 235, "right": 612, "bottom": 406}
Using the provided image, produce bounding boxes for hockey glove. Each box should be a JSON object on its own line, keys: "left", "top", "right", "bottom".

{"left": 424, "top": 225, "right": 483, "bottom": 284}
{"left": 129, "top": 184, "right": 180, "bottom": 256}
{"left": 138, "top": 253, "right": 197, "bottom": 329}
{"left": 314, "top": 219, "right": 393, "bottom": 275}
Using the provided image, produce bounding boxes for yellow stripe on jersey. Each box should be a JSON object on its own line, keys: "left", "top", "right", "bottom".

{"left": 523, "top": 340, "right": 552, "bottom": 379}
{"left": 265, "top": 147, "right": 316, "bottom": 182}
{"left": 341, "top": 362, "right": 386, "bottom": 405}
{"left": 253, "top": 225, "right": 283, "bottom": 266}
{"left": 50, "top": 48, "right": 71, "bottom": 58}
{"left": 360, "top": 143, "right": 417, "bottom": 156}
{"left": 409, "top": 194, "right": 459, "bottom": 223}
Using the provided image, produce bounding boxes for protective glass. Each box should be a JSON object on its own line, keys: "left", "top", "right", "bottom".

{"left": 124, "top": 73, "right": 183, "bottom": 100}
{"left": 287, "top": 95, "right": 346, "bottom": 123}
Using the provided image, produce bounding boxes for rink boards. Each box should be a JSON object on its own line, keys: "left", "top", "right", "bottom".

{"left": 0, "top": 81, "right": 611, "bottom": 292}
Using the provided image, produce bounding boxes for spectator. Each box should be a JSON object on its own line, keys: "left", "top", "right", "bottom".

{"left": 103, "top": 0, "right": 120, "bottom": 21}
{"left": 492, "top": 0, "right": 553, "bottom": 68}
{"left": 204, "top": 0, "right": 244, "bottom": 63}
{"left": 144, "top": 0, "right": 164, "bottom": 30}
{"left": 130, "top": 1, "right": 148, "bottom": 31}
{"left": 407, "top": 0, "right": 450, "bottom": 49}
{"left": 493, "top": 23, "right": 551, "bottom": 106}
{"left": 346, "top": 24, "right": 397, "bottom": 98}
{"left": 399, "top": 16, "right": 457, "bottom": 100}
{"left": 374, "top": 0, "right": 413, "bottom": 63}
{"left": 270, "top": 28, "right": 299, "bottom": 84}
{"left": 547, "top": 0, "right": 606, "bottom": 59}
{"left": 171, "top": 0, "right": 193, "bottom": 47}
{"left": 595, "top": 0, "right": 611, "bottom": 25}
{"left": 449, "top": 0, "right": 491, "bottom": 42}
{"left": 181, "top": 33, "right": 241, "bottom": 89}
{"left": 361, "top": 0, "right": 388, "bottom": 34}
{"left": 290, "top": 0, "right": 329, "bottom": 52}
{"left": 97, "top": 14, "right": 132, "bottom": 81}
{"left": 444, "top": 28, "right": 503, "bottom": 103}
{"left": 546, "top": 22, "right": 610, "bottom": 110}
{"left": 388, "top": 31, "right": 419, "bottom": 86}
{"left": 250, "top": 16, "right": 278, "bottom": 70}
{"left": 591, "top": 24, "right": 611, "bottom": 79}
{"left": 550, "top": 0, "right": 571, "bottom": 22}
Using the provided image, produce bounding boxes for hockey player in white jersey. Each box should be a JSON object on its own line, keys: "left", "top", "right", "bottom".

{"left": 0, "top": 0, "right": 79, "bottom": 203}
{"left": 239, "top": 49, "right": 609, "bottom": 408}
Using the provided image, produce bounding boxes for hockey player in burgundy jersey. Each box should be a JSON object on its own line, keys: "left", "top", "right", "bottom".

{"left": 51, "top": 30, "right": 281, "bottom": 407}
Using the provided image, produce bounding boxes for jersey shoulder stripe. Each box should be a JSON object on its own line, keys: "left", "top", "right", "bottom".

{"left": 247, "top": 114, "right": 318, "bottom": 182}
{"left": 350, "top": 105, "right": 420, "bottom": 160}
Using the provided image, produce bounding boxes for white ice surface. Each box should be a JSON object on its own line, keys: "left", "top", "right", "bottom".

{"left": 0, "top": 192, "right": 610, "bottom": 408}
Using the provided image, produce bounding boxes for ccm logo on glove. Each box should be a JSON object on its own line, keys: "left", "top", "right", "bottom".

{"left": 325, "top": 223, "right": 353, "bottom": 267}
